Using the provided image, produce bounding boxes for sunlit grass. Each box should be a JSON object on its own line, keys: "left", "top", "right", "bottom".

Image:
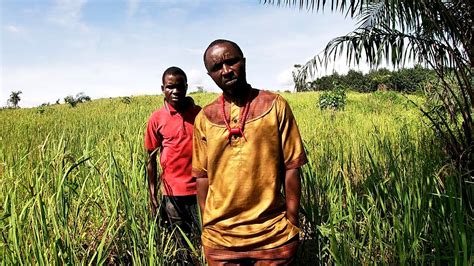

{"left": 0, "top": 92, "right": 471, "bottom": 264}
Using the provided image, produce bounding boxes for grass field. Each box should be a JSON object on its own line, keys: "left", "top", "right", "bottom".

{"left": 0, "top": 91, "right": 472, "bottom": 264}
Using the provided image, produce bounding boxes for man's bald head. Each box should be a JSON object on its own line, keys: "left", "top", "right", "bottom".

{"left": 203, "top": 39, "right": 243, "bottom": 66}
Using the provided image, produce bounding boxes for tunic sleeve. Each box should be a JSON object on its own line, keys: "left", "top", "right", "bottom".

{"left": 192, "top": 112, "right": 208, "bottom": 178}
{"left": 276, "top": 96, "right": 308, "bottom": 169}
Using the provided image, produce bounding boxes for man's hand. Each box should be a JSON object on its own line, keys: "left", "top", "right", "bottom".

{"left": 150, "top": 192, "right": 159, "bottom": 217}
{"left": 284, "top": 168, "right": 301, "bottom": 227}
{"left": 147, "top": 150, "right": 159, "bottom": 217}
{"left": 196, "top": 176, "right": 209, "bottom": 224}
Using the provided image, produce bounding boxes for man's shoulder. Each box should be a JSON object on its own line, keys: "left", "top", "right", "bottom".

{"left": 202, "top": 96, "right": 220, "bottom": 112}
{"left": 246, "top": 89, "right": 280, "bottom": 121}
{"left": 199, "top": 97, "right": 221, "bottom": 124}
{"left": 251, "top": 89, "right": 280, "bottom": 106}
{"left": 147, "top": 106, "right": 171, "bottom": 128}
{"left": 199, "top": 89, "right": 280, "bottom": 125}
{"left": 149, "top": 105, "right": 167, "bottom": 119}
{"left": 188, "top": 100, "right": 202, "bottom": 115}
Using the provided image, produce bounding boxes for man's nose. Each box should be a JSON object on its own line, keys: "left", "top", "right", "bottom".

{"left": 222, "top": 64, "right": 232, "bottom": 75}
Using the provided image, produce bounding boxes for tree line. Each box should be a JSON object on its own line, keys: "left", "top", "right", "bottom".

{"left": 266, "top": 2, "right": 472, "bottom": 262}
{"left": 294, "top": 65, "right": 436, "bottom": 93}
{"left": 4, "top": 91, "right": 91, "bottom": 109}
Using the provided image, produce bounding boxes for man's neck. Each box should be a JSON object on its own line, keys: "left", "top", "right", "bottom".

{"left": 168, "top": 97, "right": 191, "bottom": 113}
{"left": 223, "top": 84, "right": 252, "bottom": 107}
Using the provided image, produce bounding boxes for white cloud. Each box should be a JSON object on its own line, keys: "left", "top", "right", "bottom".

{"left": 277, "top": 68, "right": 295, "bottom": 89}
{"left": 2, "top": 1, "right": 383, "bottom": 107}
{"left": 0, "top": 90, "right": 5, "bottom": 107}
{"left": 49, "top": 0, "right": 88, "bottom": 31}
{"left": 3, "top": 24, "right": 30, "bottom": 41}
{"left": 187, "top": 68, "right": 205, "bottom": 87}
{"left": 22, "top": 7, "right": 41, "bottom": 15}
{"left": 165, "top": 7, "right": 187, "bottom": 17}
{"left": 127, "top": 0, "right": 140, "bottom": 17}
{"left": 2, "top": 62, "right": 164, "bottom": 107}
{"left": 184, "top": 48, "right": 203, "bottom": 55}
{"left": 4, "top": 25, "right": 22, "bottom": 34}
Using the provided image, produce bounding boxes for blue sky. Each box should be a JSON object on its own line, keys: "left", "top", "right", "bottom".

{"left": 1, "top": 0, "right": 361, "bottom": 107}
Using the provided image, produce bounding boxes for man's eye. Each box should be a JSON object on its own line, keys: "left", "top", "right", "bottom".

{"left": 211, "top": 64, "right": 222, "bottom": 72}
{"left": 166, "top": 85, "right": 180, "bottom": 90}
{"left": 225, "top": 58, "right": 241, "bottom": 66}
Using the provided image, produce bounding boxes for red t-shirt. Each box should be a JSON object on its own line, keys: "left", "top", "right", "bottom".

{"left": 144, "top": 99, "right": 201, "bottom": 196}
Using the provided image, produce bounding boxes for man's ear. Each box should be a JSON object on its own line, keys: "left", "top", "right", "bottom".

{"left": 161, "top": 85, "right": 164, "bottom": 91}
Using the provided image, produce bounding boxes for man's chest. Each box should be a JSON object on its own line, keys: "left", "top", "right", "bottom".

{"left": 158, "top": 116, "right": 193, "bottom": 143}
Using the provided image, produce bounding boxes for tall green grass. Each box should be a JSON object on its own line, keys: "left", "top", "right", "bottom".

{"left": 0, "top": 92, "right": 471, "bottom": 264}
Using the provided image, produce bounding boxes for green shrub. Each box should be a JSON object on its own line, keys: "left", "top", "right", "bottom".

{"left": 36, "top": 106, "right": 46, "bottom": 114}
{"left": 64, "top": 92, "right": 91, "bottom": 107}
{"left": 319, "top": 85, "right": 347, "bottom": 110}
{"left": 342, "top": 70, "right": 371, "bottom": 92}
{"left": 372, "top": 91, "right": 403, "bottom": 104}
{"left": 64, "top": 95, "right": 78, "bottom": 107}
{"left": 121, "top": 96, "right": 132, "bottom": 104}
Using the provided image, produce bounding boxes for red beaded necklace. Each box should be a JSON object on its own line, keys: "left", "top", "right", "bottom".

{"left": 220, "top": 94, "right": 251, "bottom": 141}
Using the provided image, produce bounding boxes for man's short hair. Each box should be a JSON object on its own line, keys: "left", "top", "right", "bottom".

{"left": 162, "top": 66, "right": 187, "bottom": 83}
{"left": 203, "top": 39, "right": 244, "bottom": 64}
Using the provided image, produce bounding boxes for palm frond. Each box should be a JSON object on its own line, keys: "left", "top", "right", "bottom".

{"left": 260, "top": 0, "right": 367, "bottom": 15}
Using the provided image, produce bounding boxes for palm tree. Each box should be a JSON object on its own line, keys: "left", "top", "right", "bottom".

{"left": 8, "top": 91, "right": 22, "bottom": 108}
{"left": 263, "top": 0, "right": 472, "bottom": 186}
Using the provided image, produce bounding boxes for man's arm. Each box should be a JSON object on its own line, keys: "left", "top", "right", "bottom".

{"left": 196, "top": 176, "right": 209, "bottom": 223}
{"left": 147, "top": 150, "right": 159, "bottom": 216}
{"left": 285, "top": 168, "right": 301, "bottom": 227}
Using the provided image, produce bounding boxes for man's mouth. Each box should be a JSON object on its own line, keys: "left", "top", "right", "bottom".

{"left": 224, "top": 78, "right": 237, "bottom": 85}
{"left": 171, "top": 94, "right": 183, "bottom": 101}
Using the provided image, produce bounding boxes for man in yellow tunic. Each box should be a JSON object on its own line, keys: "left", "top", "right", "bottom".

{"left": 192, "top": 39, "right": 308, "bottom": 265}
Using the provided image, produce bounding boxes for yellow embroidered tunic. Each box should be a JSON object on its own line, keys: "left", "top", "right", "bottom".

{"left": 192, "top": 89, "right": 307, "bottom": 250}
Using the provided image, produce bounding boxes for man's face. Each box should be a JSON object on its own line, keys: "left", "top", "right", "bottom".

{"left": 204, "top": 42, "right": 246, "bottom": 97}
{"left": 162, "top": 74, "right": 188, "bottom": 109}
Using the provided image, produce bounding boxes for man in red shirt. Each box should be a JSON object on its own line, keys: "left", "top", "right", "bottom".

{"left": 145, "top": 66, "right": 202, "bottom": 255}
